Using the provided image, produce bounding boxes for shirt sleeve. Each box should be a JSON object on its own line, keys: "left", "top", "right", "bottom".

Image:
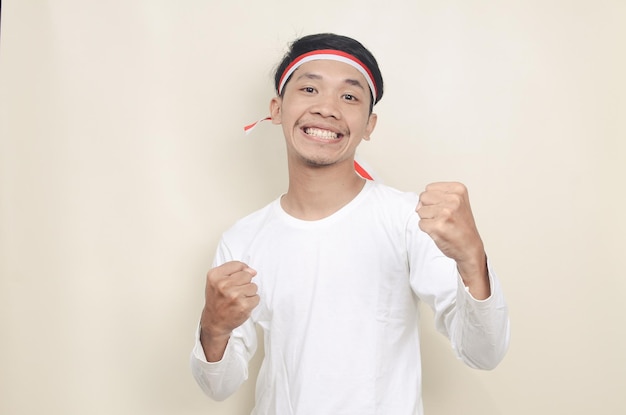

{"left": 407, "top": 214, "right": 510, "bottom": 370}
{"left": 189, "top": 239, "right": 258, "bottom": 400}
{"left": 190, "top": 319, "right": 258, "bottom": 400}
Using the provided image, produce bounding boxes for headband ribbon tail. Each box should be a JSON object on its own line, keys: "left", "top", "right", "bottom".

{"left": 244, "top": 116, "right": 272, "bottom": 135}
{"left": 354, "top": 160, "right": 374, "bottom": 181}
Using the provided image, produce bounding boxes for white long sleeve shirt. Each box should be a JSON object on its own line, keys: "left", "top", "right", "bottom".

{"left": 191, "top": 180, "right": 510, "bottom": 414}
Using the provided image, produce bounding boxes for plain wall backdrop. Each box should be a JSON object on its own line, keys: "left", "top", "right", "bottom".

{"left": 1, "top": 1, "right": 625, "bottom": 414}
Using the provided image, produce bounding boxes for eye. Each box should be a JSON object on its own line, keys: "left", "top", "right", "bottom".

{"left": 343, "top": 94, "right": 358, "bottom": 102}
{"left": 301, "top": 86, "right": 316, "bottom": 94}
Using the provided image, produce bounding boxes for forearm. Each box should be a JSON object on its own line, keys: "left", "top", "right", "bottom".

{"left": 456, "top": 250, "right": 490, "bottom": 300}
{"left": 200, "top": 327, "right": 231, "bottom": 363}
{"left": 190, "top": 321, "right": 257, "bottom": 401}
{"left": 449, "top": 265, "right": 510, "bottom": 370}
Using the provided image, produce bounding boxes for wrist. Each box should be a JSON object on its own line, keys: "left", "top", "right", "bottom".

{"left": 199, "top": 326, "right": 232, "bottom": 363}
{"left": 456, "top": 251, "right": 490, "bottom": 300}
{"left": 200, "top": 327, "right": 231, "bottom": 343}
{"left": 200, "top": 314, "right": 232, "bottom": 342}
{"left": 457, "top": 250, "right": 487, "bottom": 280}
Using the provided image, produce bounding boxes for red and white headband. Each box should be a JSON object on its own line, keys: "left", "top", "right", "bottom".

{"left": 277, "top": 49, "right": 378, "bottom": 102}
{"left": 245, "top": 49, "right": 378, "bottom": 134}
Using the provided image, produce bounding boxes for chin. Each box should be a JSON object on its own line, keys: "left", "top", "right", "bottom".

{"left": 302, "top": 157, "right": 334, "bottom": 168}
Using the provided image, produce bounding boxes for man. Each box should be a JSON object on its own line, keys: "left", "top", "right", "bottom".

{"left": 191, "top": 33, "right": 509, "bottom": 414}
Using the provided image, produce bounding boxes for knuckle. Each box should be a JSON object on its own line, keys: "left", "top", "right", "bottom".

{"left": 207, "top": 266, "right": 226, "bottom": 283}
{"left": 238, "top": 304, "right": 252, "bottom": 319}
{"left": 440, "top": 206, "right": 453, "bottom": 218}
{"left": 226, "top": 290, "right": 240, "bottom": 302}
{"left": 449, "top": 195, "right": 461, "bottom": 209}
{"left": 215, "top": 279, "right": 230, "bottom": 292}
{"left": 453, "top": 182, "right": 467, "bottom": 194}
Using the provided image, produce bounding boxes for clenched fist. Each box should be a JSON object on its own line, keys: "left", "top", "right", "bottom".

{"left": 200, "top": 261, "right": 260, "bottom": 361}
{"left": 416, "top": 182, "right": 490, "bottom": 299}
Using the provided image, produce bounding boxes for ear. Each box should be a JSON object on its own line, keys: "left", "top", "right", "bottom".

{"left": 363, "top": 113, "right": 378, "bottom": 141}
{"left": 270, "top": 97, "right": 282, "bottom": 124}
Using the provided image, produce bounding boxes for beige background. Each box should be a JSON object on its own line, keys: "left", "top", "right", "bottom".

{"left": 1, "top": 1, "right": 625, "bottom": 414}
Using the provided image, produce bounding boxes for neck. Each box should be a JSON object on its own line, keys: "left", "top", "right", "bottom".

{"left": 282, "top": 158, "right": 366, "bottom": 221}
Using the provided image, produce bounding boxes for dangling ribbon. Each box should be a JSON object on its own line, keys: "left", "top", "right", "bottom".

{"left": 353, "top": 158, "right": 374, "bottom": 180}
{"left": 244, "top": 117, "right": 272, "bottom": 135}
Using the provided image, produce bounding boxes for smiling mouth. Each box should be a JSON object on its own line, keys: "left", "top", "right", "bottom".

{"left": 303, "top": 127, "right": 342, "bottom": 140}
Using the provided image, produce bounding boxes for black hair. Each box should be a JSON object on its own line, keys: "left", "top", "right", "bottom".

{"left": 274, "top": 33, "right": 384, "bottom": 112}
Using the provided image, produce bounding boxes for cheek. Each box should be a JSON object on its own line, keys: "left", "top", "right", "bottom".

{"left": 280, "top": 105, "right": 306, "bottom": 129}
{"left": 349, "top": 114, "right": 373, "bottom": 135}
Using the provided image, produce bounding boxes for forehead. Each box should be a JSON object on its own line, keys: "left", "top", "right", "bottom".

{"left": 290, "top": 59, "right": 369, "bottom": 86}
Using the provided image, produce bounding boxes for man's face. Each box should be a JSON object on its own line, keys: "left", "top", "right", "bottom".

{"left": 270, "top": 59, "right": 377, "bottom": 170}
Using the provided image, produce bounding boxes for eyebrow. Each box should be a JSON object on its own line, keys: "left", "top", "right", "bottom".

{"left": 344, "top": 78, "right": 366, "bottom": 90}
{"left": 295, "top": 72, "right": 366, "bottom": 91}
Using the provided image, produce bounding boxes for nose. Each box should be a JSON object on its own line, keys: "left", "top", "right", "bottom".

{"left": 309, "top": 93, "right": 341, "bottom": 119}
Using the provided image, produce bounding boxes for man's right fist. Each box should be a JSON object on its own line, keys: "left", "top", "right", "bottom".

{"left": 199, "top": 261, "right": 259, "bottom": 361}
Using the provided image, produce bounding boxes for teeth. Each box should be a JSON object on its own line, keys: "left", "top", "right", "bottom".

{"left": 305, "top": 127, "right": 339, "bottom": 140}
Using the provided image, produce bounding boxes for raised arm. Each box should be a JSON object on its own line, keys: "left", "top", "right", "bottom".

{"left": 416, "top": 182, "right": 490, "bottom": 299}
{"left": 190, "top": 259, "right": 260, "bottom": 400}
{"left": 200, "top": 261, "right": 259, "bottom": 361}
{"left": 413, "top": 182, "right": 509, "bottom": 369}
